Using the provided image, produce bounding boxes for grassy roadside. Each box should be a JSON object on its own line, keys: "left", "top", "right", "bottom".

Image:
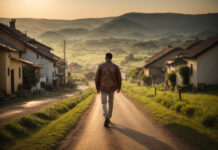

{"left": 122, "top": 82, "right": 218, "bottom": 150}
{"left": 0, "top": 88, "right": 96, "bottom": 150}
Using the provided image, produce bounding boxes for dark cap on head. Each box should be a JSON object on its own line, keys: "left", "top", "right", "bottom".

{"left": 105, "top": 52, "right": 112, "bottom": 59}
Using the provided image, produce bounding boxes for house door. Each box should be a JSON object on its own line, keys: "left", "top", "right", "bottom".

{"left": 11, "top": 69, "right": 14, "bottom": 93}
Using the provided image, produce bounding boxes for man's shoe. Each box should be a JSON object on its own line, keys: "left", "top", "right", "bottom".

{"left": 108, "top": 119, "right": 111, "bottom": 124}
{"left": 104, "top": 118, "right": 109, "bottom": 127}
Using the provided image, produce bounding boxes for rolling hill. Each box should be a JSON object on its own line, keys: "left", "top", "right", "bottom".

{"left": 1, "top": 12, "right": 218, "bottom": 40}
{"left": 88, "top": 17, "right": 151, "bottom": 38}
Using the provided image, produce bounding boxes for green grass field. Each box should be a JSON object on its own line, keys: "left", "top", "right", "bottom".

{"left": 122, "top": 81, "right": 218, "bottom": 150}
{"left": 0, "top": 88, "right": 96, "bottom": 150}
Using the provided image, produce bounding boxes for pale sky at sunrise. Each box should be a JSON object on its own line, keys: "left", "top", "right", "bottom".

{"left": 0, "top": 0, "right": 218, "bottom": 20}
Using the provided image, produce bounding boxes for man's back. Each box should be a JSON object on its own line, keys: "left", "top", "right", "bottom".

{"left": 95, "top": 61, "right": 122, "bottom": 93}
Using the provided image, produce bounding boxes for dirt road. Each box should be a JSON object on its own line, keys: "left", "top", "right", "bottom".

{"left": 0, "top": 85, "right": 87, "bottom": 124}
{"left": 57, "top": 93, "right": 195, "bottom": 150}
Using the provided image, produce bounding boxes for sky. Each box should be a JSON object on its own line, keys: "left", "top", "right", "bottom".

{"left": 0, "top": 0, "right": 218, "bottom": 20}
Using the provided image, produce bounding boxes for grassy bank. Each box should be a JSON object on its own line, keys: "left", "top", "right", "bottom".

{"left": 122, "top": 81, "right": 218, "bottom": 150}
{"left": 0, "top": 88, "right": 96, "bottom": 150}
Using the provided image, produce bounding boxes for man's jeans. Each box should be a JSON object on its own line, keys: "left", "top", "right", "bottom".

{"left": 101, "top": 91, "right": 114, "bottom": 119}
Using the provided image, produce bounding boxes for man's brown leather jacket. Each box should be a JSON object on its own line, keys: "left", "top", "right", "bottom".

{"left": 95, "top": 61, "right": 122, "bottom": 92}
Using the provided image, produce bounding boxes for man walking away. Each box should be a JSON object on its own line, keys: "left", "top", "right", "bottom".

{"left": 95, "top": 52, "right": 122, "bottom": 127}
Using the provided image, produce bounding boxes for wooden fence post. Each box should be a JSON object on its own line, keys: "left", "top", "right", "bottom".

{"left": 155, "top": 86, "right": 156, "bottom": 96}
{"left": 179, "top": 88, "right": 182, "bottom": 100}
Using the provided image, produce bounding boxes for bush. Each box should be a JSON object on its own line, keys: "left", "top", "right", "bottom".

{"left": 128, "top": 68, "right": 144, "bottom": 80}
{"left": 202, "top": 115, "right": 218, "bottom": 128}
{"left": 23, "top": 66, "right": 39, "bottom": 90}
{"left": 182, "top": 105, "right": 196, "bottom": 117}
{"left": 161, "top": 99, "right": 174, "bottom": 108}
{"left": 18, "top": 84, "right": 24, "bottom": 90}
{"left": 66, "top": 82, "right": 77, "bottom": 89}
{"left": 172, "top": 102, "right": 186, "bottom": 113}
{"left": 44, "top": 84, "right": 53, "bottom": 91}
{"left": 18, "top": 117, "right": 41, "bottom": 129}
{"left": 166, "top": 72, "right": 176, "bottom": 87}
{"left": 178, "top": 65, "right": 190, "bottom": 85}
{"left": 40, "top": 82, "right": 46, "bottom": 89}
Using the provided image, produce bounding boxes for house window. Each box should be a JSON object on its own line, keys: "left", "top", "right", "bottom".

{"left": 190, "top": 64, "right": 193, "bottom": 75}
{"left": 36, "top": 54, "right": 39, "bottom": 59}
{"left": 8, "top": 68, "right": 10, "bottom": 76}
{"left": 19, "top": 67, "right": 21, "bottom": 78}
{"left": 19, "top": 52, "right": 22, "bottom": 58}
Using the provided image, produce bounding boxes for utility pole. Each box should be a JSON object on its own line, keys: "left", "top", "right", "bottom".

{"left": 63, "top": 40, "right": 66, "bottom": 87}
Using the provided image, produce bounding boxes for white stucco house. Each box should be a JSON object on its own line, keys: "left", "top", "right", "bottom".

{"left": 182, "top": 36, "right": 218, "bottom": 87}
{"left": 166, "top": 36, "right": 218, "bottom": 88}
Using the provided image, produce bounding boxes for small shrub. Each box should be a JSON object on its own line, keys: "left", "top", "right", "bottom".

{"left": 4, "top": 124, "right": 28, "bottom": 137}
{"left": 172, "top": 102, "right": 186, "bottom": 113}
{"left": 18, "top": 84, "right": 24, "bottom": 90}
{"left": 0, "top": 131, "right": 13, "bottom": 144}
{"left": 18, "top": 117, "right": 41, "bottom": 129}
{"left": 44, "top": 84, "right": 53, "bottom": 91}
{"left": 34, "top": 112, "right": 52, "bottom": 120}
{"left": 202, "top": 114, "right": 218, "bottom": 128}
{"left": 154, "top": 98, "right": 162, "bottom": 103}
{"left": 146, "top": 94, "right": 154, "bottom": 97}
{"left": 66, "top": 82, "right": 77, "bottom": 89}
{"left": 40, "top": 81, "right": 46, "bottom": 89}
{"left": 177, "top": 65, "right": 190, "bottom": 85}
{"left": 23, "top": 66, "right": 39, "bottom": 90}
{"left": 161, "top": 99, "right": 174, "bottom": 108}
{"left": 166, "top": 72, "right": 176, "bottom": 87}
{"left": 182, "top": 105, "right": 196, "bottom": 117}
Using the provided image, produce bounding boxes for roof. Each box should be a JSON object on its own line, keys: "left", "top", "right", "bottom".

{"left": 166, "top": 58, "right": 187, "bottom": 66}
{"left": 10, "top": 56, "right": 42, "bottom": 68}
{"left": 0, "top": 42, "right": 17, "bottom": 52}
{"left": 183, "top": 40, "right": 202, "bottom": 50}
{"left": 0, "top": 23, "right": 55, "bottom": 61}
{"left": 181, "top": 36, "right": 218, "bottom": 58}
{"left": 69, "top": 63, "right": 82, "bottom": 67}
{"left": 0, "top": 38, "right": 23, "bottom": 52}
{"left": 144, "top": 47, "right": 183, "bottom": 67}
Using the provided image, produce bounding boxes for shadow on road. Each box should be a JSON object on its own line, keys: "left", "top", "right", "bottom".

{"left": 110, "top": 123, "right": 174, "bottom": 150}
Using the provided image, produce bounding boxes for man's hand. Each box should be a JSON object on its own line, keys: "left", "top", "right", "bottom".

{"left": 117, "top": 90, "right": 120, "bottom": 93}
{"left": 97, "top": 90, "right": 100, "bottom": 94}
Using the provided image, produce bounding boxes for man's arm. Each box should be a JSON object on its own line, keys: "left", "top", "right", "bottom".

{"left": 95, "top": 65, "right": 101, "bottom": 93}
{"left": 116, "top": 66, "right": 122, "bottom": 92}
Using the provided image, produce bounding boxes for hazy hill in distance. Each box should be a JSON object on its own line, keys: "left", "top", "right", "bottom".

{"left": 120, "top": 13, "right": 218, "bottom": 34}
{"left": 88, "top": 17, "right": 151, "bottom": 38}
{"left": 0, "top": 12, "right": 218, "bottom": 40}
{"left": 0, "top": 17, "right": 113, "bottom": 38}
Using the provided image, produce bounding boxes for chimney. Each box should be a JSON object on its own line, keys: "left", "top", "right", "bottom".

{"left": 10, "top": 19, "right": 16, "bottom": 29}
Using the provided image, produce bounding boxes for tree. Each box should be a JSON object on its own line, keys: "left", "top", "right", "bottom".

{"left": 23, "top": 66, "right": 39, "bottom": 90}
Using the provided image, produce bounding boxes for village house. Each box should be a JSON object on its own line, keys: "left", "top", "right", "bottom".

{"left": 144, "top": 46, "right": 183, "bottom": 84}
{"left": 0, "top": 20, "right": 62, "bottom": 89}
{"left": 68, "top": 63, "right": 82, "bottom": 73}
{"left": 0, "top": 40, "right": 41, "bottom": 94}
{"left": 181, "top": 36, "right": 218, "bottom": 87}
{"left": 165, "top": 37, "right": 218, "bottom": 88}
{"left": 52, "top": 55, "right": 70, "bottom": 86}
